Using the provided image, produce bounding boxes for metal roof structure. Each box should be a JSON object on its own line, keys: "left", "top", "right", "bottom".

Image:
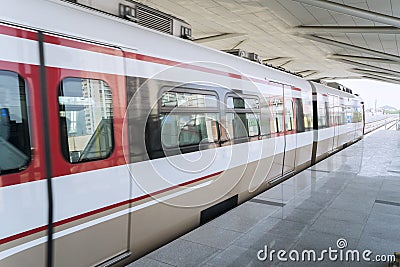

{"left": 123, "top": 0, "right": 400, "bottom": 83}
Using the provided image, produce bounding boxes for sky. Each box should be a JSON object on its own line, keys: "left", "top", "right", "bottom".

{"left": 334, "top": 78, "right": 400, "bottom": 111}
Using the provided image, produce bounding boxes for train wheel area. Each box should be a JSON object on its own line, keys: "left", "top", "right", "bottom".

{"left": 127, "top": 130, "right": 400, "bottom": 267}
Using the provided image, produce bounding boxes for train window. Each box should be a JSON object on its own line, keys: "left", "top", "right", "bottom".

{"left": 58, "top": 78, "right": 113, "bottom": 163}
{"left": 317, "top": 95, "right": 329, "bottom": 129}
{"left": 346, "top": 106, "right": 353, "bottom": 123}
{"left": 161, "top": 91, "right": 218, "bottom": 108}
{"left": 339, "top": 106, "right": 347, "bottom": 125}
{"left": 227, "top": 97, "right": 259, "bottom": 109}
{"left": 226, "top": 113, "right": 259, "bottom": 138}
{"left": 295, "top": 98, "right": 305, "bottom": 132}
{"left": 354, "top": 102, "right": 363, "bottom": 123}
{"left": 226, "top": 96, "right": 260, "bottom": 139}
{"left": 0, "top": 70, "right": 31, "bottom": 174}
{"left": 271, "top": 98, "right": 284, "bottom": 133}
{"left": 285, "top": 99, "right": 294, "bottom": 131}
{"left": 260, "top": 99, "right": 271, "bottom": 137}
{"left": 161, "top": 113, "right": 219, "bottom": 147}
{"left": 160, "top": 90, "right": 219, "bottom": 149}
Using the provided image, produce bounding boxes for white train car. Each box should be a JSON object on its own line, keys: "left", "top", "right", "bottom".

{"left": 311, "top": 82, "right": 364, "bottom": 162}
{"left": 0, "top": 0, "right": 363, "bottom": 266}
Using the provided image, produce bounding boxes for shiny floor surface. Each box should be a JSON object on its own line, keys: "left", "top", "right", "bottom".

{"left": 128, "top": 130, "right": 400, "bottom": 267}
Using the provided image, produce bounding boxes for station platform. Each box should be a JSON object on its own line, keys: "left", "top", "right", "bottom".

{"left": 128, "top": 130, "right": 400, "bottom": 267}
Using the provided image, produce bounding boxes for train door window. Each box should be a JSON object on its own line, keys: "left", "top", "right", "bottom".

{"left": 317, "top": 94, "right": 329, "bottom": 129}
{"left": 303, "top": 99, "right": 313, "bottom": 131}
{"left": 226, "top": 95, "right": 260, "bottom": 140}
{"left": 160, "top": 90, "right": 219, "bottom": 150}
{"left": 58, "top": 78, "right": 114, "bottom": 163}
{"left": 260, "top": 98, "right": 272, "bottom": 137}
{"left": 346, "top": 105, "right": 353, "bottom": 123}
{"left": 271, "top": 98, "right": 284, "bottom": 133}
{"left": 295, "top": 98, "right": 305, "bottom": 133}
{"left": 328, "top": 95, "right": 335, "bottom": 127}
{"left": 285, "top": 99, "right": 294, "bottom": 131}
{"left": 340, "top": 105, "right": 347, "bottom": 125}
{"left": 0, "top": 70, "right": 31, "bottom": 173}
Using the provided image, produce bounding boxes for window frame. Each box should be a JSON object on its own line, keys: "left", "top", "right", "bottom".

{"left": 159, "top": 87, "right": 220, "bottom": 114}
{"left": 58, "top": 76, "right": 115, "bottom": 164}
{"left": 158, "top": 86, "right": 221, "bottom": 151}
{"left": 224, "top": 93, "right": 261, "bottom": 141}
{"left": 0, "top": 70, "right": 32, "bottom": 174}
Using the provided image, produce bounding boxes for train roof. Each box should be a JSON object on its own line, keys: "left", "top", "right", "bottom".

{"left": 1, "top": 0, "right": 311, "bottom": 90}
{"left": 311, "top": 81, "right": 363, "bottom": 101}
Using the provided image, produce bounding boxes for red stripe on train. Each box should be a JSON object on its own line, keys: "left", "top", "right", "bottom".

{"left": 44, "top": 34, "right": 122, "bottom": 57}
{"left": 0, "top": 171, "right": 222, "bottom": 245}
{"left": 41, "top": 34, "right": 291, "bottom": 86}
{"left": 0, "top": 23, "right": 38, "bottom": 41}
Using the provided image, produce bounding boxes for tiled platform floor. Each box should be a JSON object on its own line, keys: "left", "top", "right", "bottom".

{"left": 128, "top": 130, "right": 400, "bottom": 266}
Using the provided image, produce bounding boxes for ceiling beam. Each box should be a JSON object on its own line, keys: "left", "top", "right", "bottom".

{"left": 294, "top": 26, "right": 400, "bottom": 34}
{"left": 302, "top": 35, "right": 400, "bottom": 63}
{"left": 351, "top": 68, "right": 400, "bottom": 79}
{"left": 289, "top": 0, "right": 400, "bottom": 28}
{"left": 193, "top": 33, "right": 247, "bottom": 43}
{"left": 302, "top": 71, "right": 319, "bottom": 78}
{"left": 278, "top": 60, "right": 293, "bottom": 67}
{"left": 322, "top": 76, "right": 364, "bottom": 80}
{"left": 231, "top": 39, "right": 248, "bottom": 49}
{"left": 330, "top": 58, "right": 400, "bottom": 77}
{"left": 296, "top": 69, "right": 318, "bottom": 75}
{"left": 361, "top": 74, "right": 400, "bottom": 85}
{"left": 328, "top": 54, "right": 399, "bottom": 64}
{"left": 262, "top": 57, "right": 292, "bottom": 64}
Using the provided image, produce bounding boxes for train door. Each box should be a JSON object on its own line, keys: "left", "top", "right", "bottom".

{"left": 332, "top": 95, "right": 340, "bottom": 149}
{"left": 282, "top": 85, "right": 296, "bottom": 175}
{"left": 0, "top": 23, "right": 49, "bottom": 266}
{"left": 327, "top": 94, "right": 336, "bottom": 152}
{"left": 43, "top": 33, "right": 131, "bottom": 266}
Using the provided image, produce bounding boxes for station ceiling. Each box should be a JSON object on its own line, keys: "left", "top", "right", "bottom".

{"left": 134, "top": 0, "right": 400, "bottom": 84}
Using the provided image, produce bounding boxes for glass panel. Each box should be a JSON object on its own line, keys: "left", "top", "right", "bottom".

{"left": 227, "top": 96, "right": 259, "bottom": 109}
{"left": 272, "top": 98, "right": 284, "bottom": 132}
{"left": 247, "top": 113, "right": 259, "bottom": 136}
{"left": 161, "top": 92, "right": 177, "bottom": 107}
{"left": 317, "top": 95, "right": 329, "bottom": 129}
{"left": 161, "top": 91, "right": 217, "bottom": 108}
{"left": 245, "top": 98, "right": 260, "bottom": 109}
{"left": 59, "top": 78, "right": 113, "bottom": 163}
{"left": 160, "top": 113, "right": 218, "bottom": 147}
{"left": 337, "top": 105, "right": 346, "bottom": 125}
{"left": 226, "top": 112, "right": 259, "bottom": 139}
{"left": 285, "top": 99, "right": 294, "bottom": 131}
{"left": 303, "top": 100, "right": 313, "bottom": 131}
{"left": 0, "top": 71, "right": 31, "bottom": 173}
{"left": 260, "top": 101, "right": 271, "bottom": 136}
{"left": 346, "top": 106, "right": 353, "bottom": 123}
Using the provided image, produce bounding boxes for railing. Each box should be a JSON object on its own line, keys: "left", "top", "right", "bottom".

{"left": 364, "top": 115, "right": 399, "bottom": 134}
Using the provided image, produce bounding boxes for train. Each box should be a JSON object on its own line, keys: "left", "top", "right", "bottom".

{"left": 0, "top": 0, "right": 364, "bottom": 266}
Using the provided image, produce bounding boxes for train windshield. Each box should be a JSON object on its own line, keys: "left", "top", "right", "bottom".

{"left": 0, "top": 70, "right": 31, "bottom": 174}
